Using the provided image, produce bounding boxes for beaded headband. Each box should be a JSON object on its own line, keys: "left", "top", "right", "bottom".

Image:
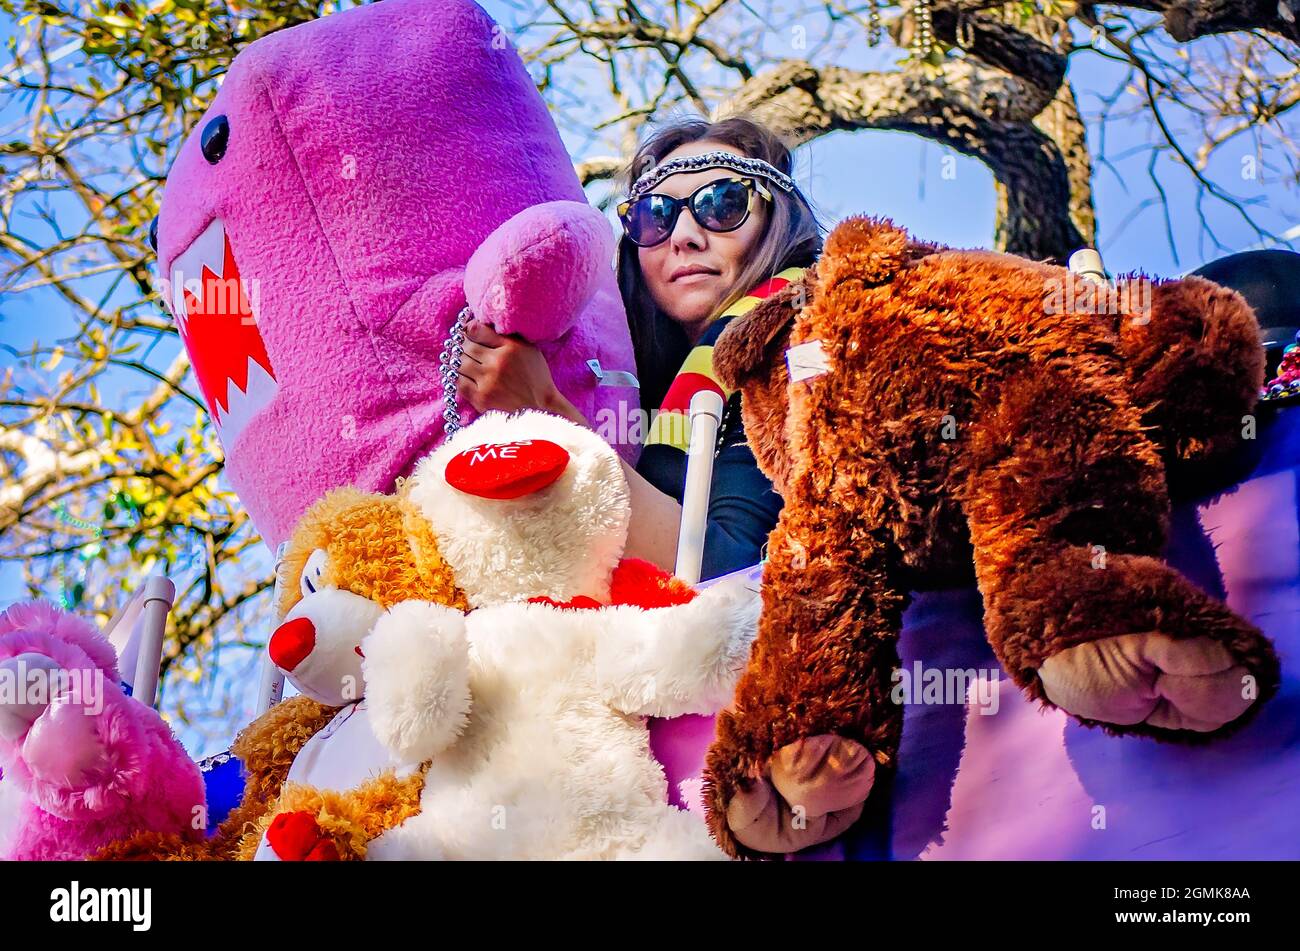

{"left": 625, "top": 150, "right": 798, "bottom": 204}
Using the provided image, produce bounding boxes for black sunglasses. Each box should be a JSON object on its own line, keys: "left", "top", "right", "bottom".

{"left": 617, "top": 177, "right": 772, "bottom": 248}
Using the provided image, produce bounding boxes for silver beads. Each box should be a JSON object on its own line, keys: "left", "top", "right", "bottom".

{"left": 627, "top": 150, "right": 797, "bottom": 204}
{"left": 911, "top": 0, "right": 935, "bottom": 59}
{"left": 439, "top": 305, "right": 472, "bottom": 436}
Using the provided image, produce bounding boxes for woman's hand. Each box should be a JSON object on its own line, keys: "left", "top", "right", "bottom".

{"left": 454, "top": 317, "right": 682, "bottom": 574}
{"left": 456, "top": 318, "right": 585, "bottom": 425}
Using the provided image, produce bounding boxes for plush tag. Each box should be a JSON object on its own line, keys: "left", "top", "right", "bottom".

{"left": 445, "top": 439, "right": 570, "bottom": 499}
{"left": 786, "top": 339, "right": 831, "bottom": 382}
{"left": 587, "top": 359, "right": 640, "bottom": 389}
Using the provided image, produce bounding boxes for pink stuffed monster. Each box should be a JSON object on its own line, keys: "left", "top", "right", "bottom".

{"left": 154, "top": 0, "right": 639, "bottom": 550}
{"left": 0, "top": 602, "right": 204, "bottom": 860}
{"left": 0, "top": 0, "right": 638, "bottom": 860}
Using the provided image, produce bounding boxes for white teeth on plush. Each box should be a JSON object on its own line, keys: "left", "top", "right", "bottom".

{"left": 165, "top": 216, "right": 277, "bottom": 448}
{"left": 218, "top": 357, "right": 277, "bottom": 449}
{"left": 169, "top": 218, "right": 227, "bottom": 329}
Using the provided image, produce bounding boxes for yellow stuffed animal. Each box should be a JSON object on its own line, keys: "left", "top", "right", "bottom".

{"left": 94, "top": 486, "right": 466, "bottom": 861}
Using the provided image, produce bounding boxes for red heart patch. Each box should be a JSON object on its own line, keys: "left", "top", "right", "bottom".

{"left": 267, "top": 810, "right": 324, "bottom": 861}
{"left": 445, "top": 439, "right": 569, "bottom": 500}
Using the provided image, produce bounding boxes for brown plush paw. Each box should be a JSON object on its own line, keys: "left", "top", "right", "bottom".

{"left": 725, "top": 735, "right": 876, "bottom": 854}
{"left": 1038, "top": 632, "right": 1257, "bottom": 733}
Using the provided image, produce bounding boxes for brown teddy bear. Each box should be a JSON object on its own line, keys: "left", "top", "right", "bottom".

{"left": 94, "top": 485, "right": 466, "bottom": 860}
{"left": 704, "top": 215, "right": 1282, "bottom": 859}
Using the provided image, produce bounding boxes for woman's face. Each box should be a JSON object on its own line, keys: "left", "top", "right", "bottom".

{"left": 637, "top": 140, "right": 769, "bottom": 343}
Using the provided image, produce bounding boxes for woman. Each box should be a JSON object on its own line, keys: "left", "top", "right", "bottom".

{"left": 455, "top": 117, "right": 878, "bottom": 857}
{"left": 454, "top": 115, "right": 822, "bottom": 579}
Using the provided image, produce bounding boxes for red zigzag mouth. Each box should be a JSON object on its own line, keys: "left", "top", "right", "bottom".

{"left": 167, "top": 218, "right": 278, "bottom": 448}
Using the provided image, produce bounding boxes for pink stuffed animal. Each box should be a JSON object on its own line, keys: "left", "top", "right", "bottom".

{"left": 0, "top": 602, "right": 204, "bottom": 861}
{"left": 154, "top": 0, "right": 640, "bottom": 551}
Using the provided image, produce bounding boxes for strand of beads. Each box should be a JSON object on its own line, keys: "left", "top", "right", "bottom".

{"left": 1262, "top": 330, "right": 1300, "bottom": 404}
{"left": 867, "top": 0, "right": 884, "bottom": 45}
{"left": 439, "top": 306, "right": 471, "bottom": 436}
{"left": 911, "top": 0, "right": 935, "bottom": 59}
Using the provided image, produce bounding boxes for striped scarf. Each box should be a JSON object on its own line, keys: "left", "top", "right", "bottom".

{"left": 644, "top": 266, "right": 805, "bottom": 453}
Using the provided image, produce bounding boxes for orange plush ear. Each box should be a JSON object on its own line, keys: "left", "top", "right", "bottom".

{"left": 278, "top": 486, "right": 468, "bottom": 616}
{"left": 399, "top": 498, "right": 469, "bottom": 612}
{"left": 815, "top": 215, "right": 916, "bottom": 287}
{"left": 714, "top": 278, "right": 810, "bottom": 393}
{"left": 275, "top": 486, "right": 387, "bottom": 618}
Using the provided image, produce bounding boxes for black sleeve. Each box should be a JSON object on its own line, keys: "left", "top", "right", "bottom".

{"left": 699, "top": 436, "right": 784, "bottom": 581}
{"left": 633, "top": 316, "right": 785, "bottom": 581}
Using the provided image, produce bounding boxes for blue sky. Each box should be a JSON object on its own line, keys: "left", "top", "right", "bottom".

{"left": 1, "top": 3, "right": 1296, "bottom": 752}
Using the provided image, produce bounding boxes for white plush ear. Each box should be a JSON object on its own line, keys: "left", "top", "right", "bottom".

{"left": 362, "top": 600, "right": 471, "bottom": 763}
{"left": 405, "top": 410, "right": 630, "bottom": 607}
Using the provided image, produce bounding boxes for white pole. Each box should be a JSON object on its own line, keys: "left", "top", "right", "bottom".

{"left": 674, "top": 390, "right": 726, "bottom": 585}
{"left": 255, "top": 541, "right": 291, "bottom": 713}
{"left": 1068, "top": 248, "right": 1108, "bottom": 286}
{"left": 255, "top": 657, "right": 285, "bottom": 714}
{"left": 129, "top": 576, "right": 175, "bottom": 709}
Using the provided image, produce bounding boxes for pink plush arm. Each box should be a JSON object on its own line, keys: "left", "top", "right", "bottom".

{"left": 464, "top": 200, "right": 616, "bottom": 343}
{"left": 0, "top": 601, "right": 205, "bottom": 860}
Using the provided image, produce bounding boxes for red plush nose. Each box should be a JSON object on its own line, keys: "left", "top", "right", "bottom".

{"left": 445, "top": 439, "right": 569, "bottom": 500}
{"left": 269, "top": 617, "right": 315, "bottom": 672}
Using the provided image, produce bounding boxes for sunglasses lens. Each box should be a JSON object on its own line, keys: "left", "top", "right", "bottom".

{"left": 624, "top": 194, "right": 677, "bottom": 246}
{"left": 693, "top": 180, "right": 753, "bottom": 232}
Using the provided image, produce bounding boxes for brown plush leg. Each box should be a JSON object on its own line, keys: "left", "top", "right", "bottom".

{"left": 962, "top": 367, "right": 1280, "bottom": 742}
{"left": 703, "top": 504, "right": 908, "bottom": 859}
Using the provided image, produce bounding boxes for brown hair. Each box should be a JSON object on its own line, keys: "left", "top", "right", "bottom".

{"left": 615, "top": 115, "right": 824, "bottom": 412}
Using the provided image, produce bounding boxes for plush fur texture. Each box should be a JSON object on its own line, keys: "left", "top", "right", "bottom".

{"left": 362, "top": 410, "right": 757, "bottom": 859}
{"left": 93, "top": 487, "right": 469, "bottom": 861}
{"left": 274, "top": 486, "right": 468, "bottom": 619}
{"left": 362, "top": 601, "right": 472, "bottom": 764}
{"left": 367, "top": 583, "right": 755, "bottom": 860}
{"left": 704, "top": 215, "right": 1281, "bottom": 858}
{"left": 405, "top": 411, "right": 631, "bottom": 607}
{"left": 154, "top": 0, "right": 639, "bottom": 551}
{"left": 249, "top": 770, "right": 427, "bottom": 861}
{"left": 256, "top": 411, "right": 756, "bottom": 860}
{"left": 0, "top": 602, "right": 205, "bottom": 861}
{"left": 592, "top": 580, "right": 760, "bottom": 717}
{"left": 464, "top": 201, "right": 614, "bottom": 344}
{"left": 241, "top": 488, "right": 472, "bottom": 860}
{"left": 92, "top": 695, "right": 340, "bottom": 861}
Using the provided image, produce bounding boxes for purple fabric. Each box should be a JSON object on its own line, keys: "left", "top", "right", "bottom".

{"left": 155, "top": 0, "right": 639, "bottom": 550}
{"left": 649, "top": 409, "right": 1300, "bottom": 860}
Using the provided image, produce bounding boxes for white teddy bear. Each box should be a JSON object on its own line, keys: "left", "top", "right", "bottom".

{"left": 355, "top": 410, "right": 761, "bottom": 860}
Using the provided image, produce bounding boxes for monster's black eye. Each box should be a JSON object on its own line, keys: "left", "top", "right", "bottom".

{"left": 148, "top": 215, "right": 158, "bottom": 252}
{"left": 200, "top": 115, "right": 229, "bottom": 164}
